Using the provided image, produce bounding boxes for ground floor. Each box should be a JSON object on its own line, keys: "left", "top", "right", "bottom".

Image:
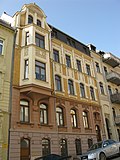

{"left": 9, "top": 130, "right": 98, "bottom": 160}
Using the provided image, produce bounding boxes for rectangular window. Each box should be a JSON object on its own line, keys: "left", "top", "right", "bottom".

{"left": 53, "top": 49, "right": 60, "bottom": 63}
{"left": 25, "top": 32, "right": 29, "bottom": 46}
{"left": 35, "top": 33, "right": 45, "bottom": 49}
{"left": 66, "top": 55, "right": 71, "bottom": 68}
{"left": 20, "top": 100, "right": 29, "bottom": 123}
{"left": 104, "top": 66, "right": 108, "bottom": 76}
{"left": 95, "top": 62, "right": 100, "bottom": 73}
{"left": 0, "top": 40, "right": 3, "bottom": 55}
{"left": 35, "top": 61, "right": 46, "bottom": 81}
{"left": 77, "top": 60, "right": 82, "bottom": 72}
{"left": 86, "top": 64, "right": 91, "bottom": 76}
{"left": 24, "top": 59, "right": 29, "bottom": 79}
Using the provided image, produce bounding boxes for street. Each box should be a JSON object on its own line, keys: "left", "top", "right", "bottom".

{"left": 109, "top": 156, "right": 120, "bottom": 160}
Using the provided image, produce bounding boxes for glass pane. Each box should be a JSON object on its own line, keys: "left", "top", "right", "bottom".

{"left": 25, "top": 107, "right": 28, "bottom": 122}
{"left": 20, "top": 107, "right": 23, "bottom": 121}
{"left": 20, "top": 100, "right": 28, "bottom": 106}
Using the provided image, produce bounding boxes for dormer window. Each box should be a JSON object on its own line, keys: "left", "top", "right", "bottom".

{"left": 37, "top": 19, "right": 41, "bottom": 27}
{"left": 28, "top": 15, "right": 33, "bottom": 24}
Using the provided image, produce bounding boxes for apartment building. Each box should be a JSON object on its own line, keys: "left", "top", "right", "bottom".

{"left": 0, "top": 18, "right": 15, "bottom": 160}
{"left": 8, "top": 3, "right": 105, "bottom": 160}
{"left": 89, "top": 44, "right": 120, "bottom": 142}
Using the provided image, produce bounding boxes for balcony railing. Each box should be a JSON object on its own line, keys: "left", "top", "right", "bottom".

{"left": 115, "top": 115, "right": 120, "bottom": 126}
{"left": 106, "top": 72, "right": 120, "bottom": 85}
{"left": 110, "top": 93, "right": 120, "bottom": 104}
{"left": 102, "top": 52, "right": 120, "bottom": 67}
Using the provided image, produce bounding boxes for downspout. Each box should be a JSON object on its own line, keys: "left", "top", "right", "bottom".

{"left": 7, "top": 29, "right": 17, "bottom": 160}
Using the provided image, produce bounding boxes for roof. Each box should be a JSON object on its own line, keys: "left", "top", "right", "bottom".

{"left": 49, "top": 24, "right": 91, "bottom": 57}
{"left": 0, "top": 19, "right": 15, "bottom": 31}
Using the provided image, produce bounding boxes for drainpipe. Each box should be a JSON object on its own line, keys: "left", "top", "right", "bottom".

{"left": 7, "top": 29, "right": 17, "bottom": 160}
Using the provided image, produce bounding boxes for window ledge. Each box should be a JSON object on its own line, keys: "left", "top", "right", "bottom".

{"left": 58, "top": 126, "right": 67, "bottom": 128}
{"left": 38, "top": 123, "right": 53, "bottom": 128}
{"left": 17, "top": 121, "right": 34, "bottom": 127}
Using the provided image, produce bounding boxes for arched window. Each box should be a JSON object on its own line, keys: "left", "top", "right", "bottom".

{"left": 55, "top": 75, "right": 62, "bottom": 91}
{"left": 42, "top": 138, "right": 51, "bottom": 156}
{"left": 20, "top": 138, "right": 30, "bottom": 160}
{"left": 68, "top": 79, "right": 74, "bottom": 95}
{"left": 60, "top": 139, "right": 68, "bottom": 156}
{"left": 70, "top": 109, "right": 77, "bottom": 127}
{"left": 80, "top": 83, "right": 85, "bottom": 98}
{"left": 28, "top": 15, "right": 33, "bottom": 24}
{"left": 96, "top": 125, "right": 101, "bottom": 142}
{"left": 90, "top": 86, "right": 95, "bottom": 100}
{"left": 56, "top": 107, "right": 64, "bottom": 126}
{"left": 88, "top": 138, "right": 93, "bottom": 148}
{"left": 40, "top": 104, "right": 48, "bottom": 124}
{"left": 20, "top": 100, "right": 29, "bottom": 122}
{"left": 37, "top": 19, "right": 41, "bottom": 27}
{"left": 83, "top": 111, "right": 89, "bottom": 128}
{"left": 75, "top": 139, "right": 82, "bottom": 155}
{"left": 99, "top": 82, "right": 105, "bottom": 94}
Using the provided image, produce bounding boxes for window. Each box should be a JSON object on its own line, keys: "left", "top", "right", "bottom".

{"left": 60, "top": 139, "right": 68, "bottom": 156}
{"left": 37, "top": 19, "right": 41, "bottom": 27}
{"left": 24, "top": 59, "right": 29, "bottom": 79}
{"left": 96, "top": 125, "right": 101, "bottom": 142}
{"left": 56, "top": 107, "right": 64, "bottom": 126}
{"left": 55, "top": 75, "right": 62, "bottom": 91}
{"left": 35, "top": 33, "right": 45, "bottom": 49}
{"left": 83, "top": 111, "right": 89, "bottom": 128}
{"left": 66, "top": 38, "right": 71, "bottom": 45}
{"left": 108, "top": 85, "right": 112, "bottom": 96}
{"left": 25, "top": 32, "right": 29, "bottom": 46}
{"left": 80, "top": 83, "right": 86, "bottom": 98}
{"left": 53, "top": 49, "right": 59, "bottom": 63}
{"left": 20, "top": 100, "right": 29, "bottom": 123}
{"left": 66, "top": 55, "right": 71, "bottom": 68}
{"left": 88, "top": 139, "right": 93, "bottom": 148}
{"left": 28, "top": 15, "right": 33, "bottom": 24}
{"left": 115, "top": 88, "right": 118, "bottom": 94}
{"left": 90, "top": 86, "right": 95, "bottom": 100}
{"left": 86, "top": 64, "right": 91, "bottom": 76}
{"left": 70, "top": 109, "right": 77, "bottom": 127}
{"left": 68, "top": 79, "right": 74, "bottom": 95}
{"left": 99, "top": 82, "right": 104, "bottom": 94}
{"left": 76, "top": 60, "right": 82, "bottom": 72}
{"left": 75, "top": 139, "right": 82, "bottom": 155}
{"left": 20, "top": 138, "right": 30, "bottom": 160}
{"left": 42, "top": 139, "right": 51, "bottom": 156}
{"left": 95, "top": 62, "right": 100, "bottom": 73}
{"left": 40, "top": 104, "right": 48, "bottom": 124}
{"left": 104, "top": 66, "right": 108, "bottom": 76}
{"left": 0, "top": 40, "right": 3, "bottom": 55}
{"left": 35, "top": 61, "right": 46, "bottom": 81}
{"left": 112, "top": 108, "right": 116, "bottom": 119}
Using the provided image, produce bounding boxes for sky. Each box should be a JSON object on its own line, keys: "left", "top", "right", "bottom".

{"left": 0, "top": 0, "right": 120, "bottom": 58}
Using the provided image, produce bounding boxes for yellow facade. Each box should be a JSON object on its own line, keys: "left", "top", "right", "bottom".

{"left": 0, "top": 20, "right": 15, "bottom": 160}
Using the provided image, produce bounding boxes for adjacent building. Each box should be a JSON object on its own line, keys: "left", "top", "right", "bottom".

{"left": 0, "top": 18, "right": 15, "bottom": 160}
{"left": 89, "top": 44, "right": 120, "bottom": 141}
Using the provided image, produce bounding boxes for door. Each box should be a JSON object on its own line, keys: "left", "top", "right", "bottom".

{"left": 20, "top": 138, "right": 30, "bottom": 160}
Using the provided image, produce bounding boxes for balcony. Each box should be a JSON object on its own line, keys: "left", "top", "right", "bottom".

{"left": 106, "top": 72, "right": 120, "bottom": 85}
{"left": 110, "top": 93, "right": 120, "bottom": 104}
{"left": 102, "top": 52, "right": 120, "bottom": 68}
{"left": 115, "top": 115, "right": 120, "bottom": 126}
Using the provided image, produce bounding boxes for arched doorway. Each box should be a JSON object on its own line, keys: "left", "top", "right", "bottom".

{"left": 105, "top": 118, "right": 111, "bottom": 139}
{"left": 95, "top": 125, "right": 101, "bottom": 142}
{"left": 20, "top": 138, "right": 30, "bottom": 160}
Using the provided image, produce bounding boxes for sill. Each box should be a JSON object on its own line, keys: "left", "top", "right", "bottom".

{"left": 58, "top": 125, "right": 67, "bottom": 128}
{"left": 22, "top": 78, "right": 29, "bottom": 81}
{"left": 38, "top": 123, "right": 53, "bottom": 128}
{"left": 17, "top": 121, "right": 34, "bottom": 127}
{"left": 35, "top": 78, "right": 47, "bottom": 82}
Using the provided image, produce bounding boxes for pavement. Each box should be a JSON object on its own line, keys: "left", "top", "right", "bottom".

{"left": 109, "top": 156, "right": 120, "bottom": 160}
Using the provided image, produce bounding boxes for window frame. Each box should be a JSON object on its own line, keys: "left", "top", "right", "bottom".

{"left": 56, "top": 107, "right": 64, "bottom": 126}
{"left": 90, "top": 86, "right": 95, "bottom": 100}
{"left": 80, "top": 83, "right": 86, "bottom": 98}
{"left": 68, "top": 79, "right": 74, "bottom": 95}
{"left": 53, "top": 49, "right": 60, "bottom": 63}
{"left": 55, "top": 75, "right": 62, "bottom": 91}
{"left": 70, "top": 109, "right": 77, "bottom": 127}
{"left": 66, "top": 55, "right": 71, "bottom": 68}
{"left": 0, "top": 39, "right": 4, "bottom": 55}
{"left": 42, "top": 138, "right": 51, "bottom": 156}
{"left": 28, "top": 15, "right": 33, "bottom": 24}
{"left": 99, "top": 82, "right": 105, "bottom": 95}
{"left": 95, "top": 62, "right": 101, "bottom": 73}
{"left": 35, "top": 60, "right": 46, "bottom": 81}
{"left": 24, "top": 59, "right": 29, "bottom": 79}
{"left": 86, "top": 64, "right": 91, "bottom": 76}
{"left": 83, "top": 111, "right": 89, "bottom": 128}
{"left": 75, "top": 139, "right": 82, "bottom": 155}
{"left": 60, "top": 139, "right": 68, "bottom": 156}
{"left": 20, "top": 100, "right": 29, "bottom": 123}
{"left": 76, "top": 59, "right": 82, "bottom": 72}
{"left": 37, "top": 19, "right": 41, "bottom": 27}
{"left": 40, "top": 103, "right": 48, "bottom": 125}
{"left": 35, "top": 33, "right": 45, "bottom": 49}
